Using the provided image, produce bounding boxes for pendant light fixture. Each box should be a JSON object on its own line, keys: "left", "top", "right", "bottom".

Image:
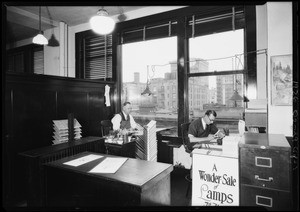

{"left": 32, "top": 6, "right": 48, "bottom": 45}
{"left": 141, "top": 66, "right": 153, "bottom": 96}
{"left": 89, "top": 7, "right": 115, "bottom": 35}
{"left": 46, "top": 6, "right": 59, "bottom": 47}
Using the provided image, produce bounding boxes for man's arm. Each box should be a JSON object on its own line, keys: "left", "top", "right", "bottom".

{"left": 111, "top": 114, "right": 121, "bottom": 131}
{"left": 129, "top": 114, "right": 137, "bottom": 129}
{"left": 188, "top": 133, "right": 216, "bottom": 144}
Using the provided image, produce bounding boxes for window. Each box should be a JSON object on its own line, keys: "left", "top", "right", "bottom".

{"left": 188, "top": 30, "right": 245, "bottom": 133}
{"left": 6, "top": 44, "right": 43, "bottom": 74}
{"left": 121, "top": 37, "right": 177, "bottom": 128}
{"left": 116, "top": 5, "right": 256, "bottom": 133}
{"left": 76, "top": 31, "right": 113, "bottom": 81}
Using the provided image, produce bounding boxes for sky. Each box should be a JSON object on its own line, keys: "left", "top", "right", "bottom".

{"left": 122, "top": 29, "right": 244, "bottom": 89}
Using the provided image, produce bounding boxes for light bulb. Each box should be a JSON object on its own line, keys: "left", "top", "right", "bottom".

{"left": 90, "top": 9, "right": 115, "bottom": 35}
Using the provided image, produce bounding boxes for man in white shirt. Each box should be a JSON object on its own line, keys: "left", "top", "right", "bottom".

{"left": 111, "top": 102, "right": 138, "bottom": 134}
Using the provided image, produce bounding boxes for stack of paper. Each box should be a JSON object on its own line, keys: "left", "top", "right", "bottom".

{"left": 52, "top": 119, "right": 82, "bottom": 145}
{"left": 135, "top": 120, "right": 157, "bottom": 161}
{"left": 222, "top": 135, "right": 241, "bottom": 158}
{"left": 73, "top": 119, "right": 82, "bottom": 139}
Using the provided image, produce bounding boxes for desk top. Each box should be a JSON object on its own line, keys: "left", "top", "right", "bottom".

{"left": 44, "top": 151, "right": 173, "bottom": 191}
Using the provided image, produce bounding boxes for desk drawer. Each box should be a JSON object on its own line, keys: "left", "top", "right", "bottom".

{"left": 240, "top": 184, "right": 291, "bottom": 210}
{"left": 240, "top": 148, "right": 290, "bottom": 190}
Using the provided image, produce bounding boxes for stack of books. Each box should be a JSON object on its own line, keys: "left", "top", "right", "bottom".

{"left": 52, "top": 119, "right": 82, "bottom": 145}
{"left": 135, "top": 120, "right": 157, "bottom": 161}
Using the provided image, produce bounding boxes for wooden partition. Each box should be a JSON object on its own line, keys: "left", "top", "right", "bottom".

{"left": 3, "top": 73, "right": 115, "bottom": 207}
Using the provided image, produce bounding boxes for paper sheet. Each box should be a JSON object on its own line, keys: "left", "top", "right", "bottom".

{"left": 63, "top": 154, "right": 103, "bottom": 167}
{"left": 105, "top": 85, "right": 111, "bottom": 107}
{"left": 89, "top": 157, "right": 127, "bottom": 173}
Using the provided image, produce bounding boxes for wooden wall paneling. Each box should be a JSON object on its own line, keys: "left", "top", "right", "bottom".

{"left": 13, "top": 88, "right": 57, "bottom": 149}
{"left": 57, "top": 91, "right": 89, "bottom": 137}
{"left": 11, "top": 87, "right": 57, "bottom": 204}
{"left": 88, "top": 91, "right": 115, "bottom": 137}
{"left": 4, "top": 89, "right": 13, "bottom": 206}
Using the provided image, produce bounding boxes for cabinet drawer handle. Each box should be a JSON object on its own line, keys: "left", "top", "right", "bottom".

{"left": 255, "top": 175, "right": 273, "bottom": 182}
{"left": 255, "top": 156, "right": 272, "bottom": 168}
{"left": 256, "top": 195, "right": 273, "bottom": 207}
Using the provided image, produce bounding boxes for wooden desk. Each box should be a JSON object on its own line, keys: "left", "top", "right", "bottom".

{"left": 44, "top": 151, "right": 173, "bottom": 207}
{"left": 105, "top": 140, "right": 136, "bottom": 158}
{"left": 157, "top": 128, "right": 182, "bottom": 164}
{"left": 19, "top": 136, "right": 105, "bottom": 207}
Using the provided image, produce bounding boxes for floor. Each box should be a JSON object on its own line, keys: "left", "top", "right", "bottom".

{"left": 171, "top": 167, "right": 191, "bottom": 206}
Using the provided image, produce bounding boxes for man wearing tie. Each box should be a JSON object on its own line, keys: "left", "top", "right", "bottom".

{"left": 188, "top": 109, "right": 225, "bottom": 149}
{"left": 111, "top": 102, "right": 138, "bottom": 135}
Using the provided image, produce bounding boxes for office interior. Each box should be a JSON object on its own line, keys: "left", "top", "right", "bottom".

{"left": 2, "top": 2, "right": 299, "bottom": 210}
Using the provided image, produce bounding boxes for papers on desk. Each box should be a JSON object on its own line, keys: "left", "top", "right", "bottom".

{"left": 89, "top": 157, "right": 128, "bottom": 173}
{"left": 63, "top": 154, "right": 103, "bottom": 167}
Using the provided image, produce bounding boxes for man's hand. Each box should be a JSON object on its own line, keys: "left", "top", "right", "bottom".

{"left": 207, "top": 134, "right": 215, "bottom": 140}
{"left": 213, "top": 130, "right": 225, "bottom": 139}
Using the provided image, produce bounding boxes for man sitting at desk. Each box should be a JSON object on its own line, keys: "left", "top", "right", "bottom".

{"left": 111, "top": 102, "right": 138, "bottom": 135}
{"left": 188, "top": 110, "right": 224, "bottom": 149}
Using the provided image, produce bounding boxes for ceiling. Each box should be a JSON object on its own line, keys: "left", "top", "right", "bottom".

{"left": 5, "top": 6, "right": 147, "bottom": 44}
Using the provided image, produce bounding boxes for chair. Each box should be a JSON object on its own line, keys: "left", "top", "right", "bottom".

{"left": 180, "top": 122, "right": 192, "bottom": 197}
{"left": 100, "top": 120, "right": 113, "bottom": 137}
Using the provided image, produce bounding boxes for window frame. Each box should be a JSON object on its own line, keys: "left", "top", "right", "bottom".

{"left": 115, "top": 6, "right": 256, "bottom": 135}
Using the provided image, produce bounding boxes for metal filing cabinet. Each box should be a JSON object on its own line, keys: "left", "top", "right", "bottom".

{"left": 239, "top": 133, "right": 292, "bottom": 210}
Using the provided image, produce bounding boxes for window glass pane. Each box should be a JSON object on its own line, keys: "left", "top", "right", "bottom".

{"left": 34, "top": 49, "right": 44, "bottom": 74}
{"left": 189, "top": 29, "right": 244, "bottom": 73}
{"left": 189, "top": 29, "right": 245, "bottom": 134}
{"left": 188, "top": 74, "right": 244, "bottom": 133}
{"left": 122, "top": 37, "right": 177, "bottom": 128}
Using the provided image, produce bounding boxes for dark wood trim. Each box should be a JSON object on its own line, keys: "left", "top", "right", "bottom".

{"left": 188, "top": 70, "right": 246, "bottom": 77}
{"left": 244, "top": 5, "right": 257, "bottom": 98}
{"left": 177, "top": 16, "right": 189, "bottom": 136}
{"left": 6, "top": 72, "right": 115, "bottom": 88}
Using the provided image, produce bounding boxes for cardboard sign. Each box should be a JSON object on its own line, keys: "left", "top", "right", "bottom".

{"left": 192, "top": 149, "right": 239, "bottom": 206}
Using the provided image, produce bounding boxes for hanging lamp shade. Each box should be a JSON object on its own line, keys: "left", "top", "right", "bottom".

{"left": 90, "top": 8, "right": 115, "bottom": 35}
{"left": 141, "top": 83, "right": 152, "bottom": 96}
{"left": 243, "top": 95, "right": 249, "bottom": 102}
{"left": 46, "top": 6, "right": 59, "bottom": 47}
{"left": 48, "top": 33, "right": 59, "bottom": 47}
{"left": 33, "top": 33, "right": 48, "bottom": 45}
{"left": 32, "top": 6, "right": 48, "bottom": 45}
{"left": 229, "top": 90, "right": 243, "bottom": 101}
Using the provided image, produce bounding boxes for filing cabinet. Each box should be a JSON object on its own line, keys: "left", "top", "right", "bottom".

{"left": 239, "top": 133, "right": 292, "bottom": 210}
